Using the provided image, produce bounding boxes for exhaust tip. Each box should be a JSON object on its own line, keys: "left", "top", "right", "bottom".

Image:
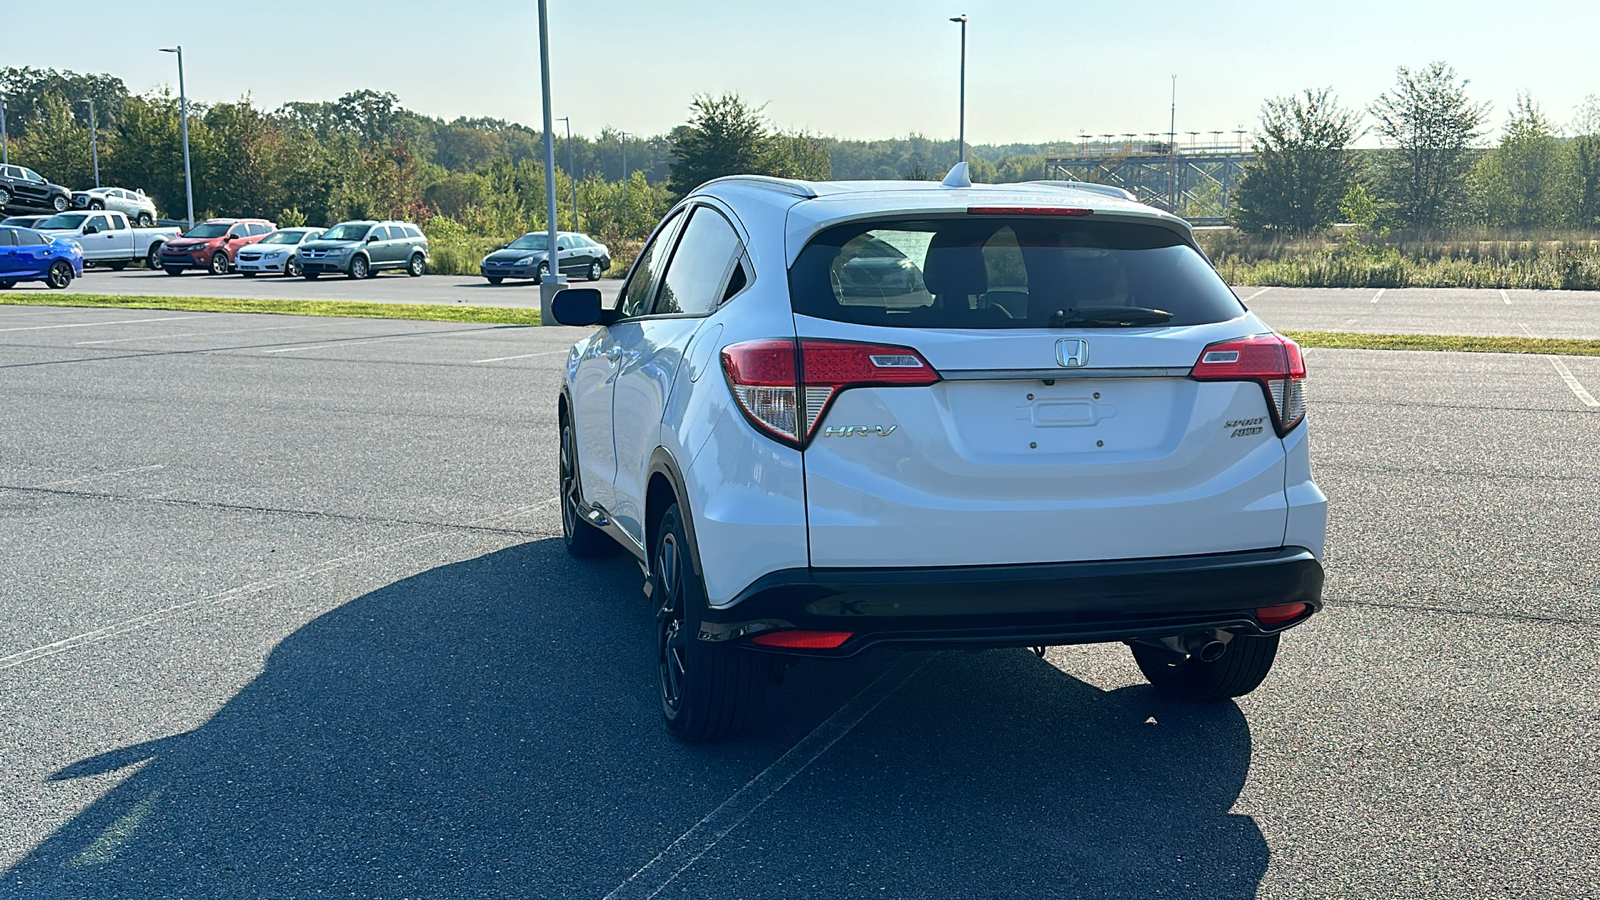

{"left": 1195, "top": 640, "right": 1226, "bottom": 663}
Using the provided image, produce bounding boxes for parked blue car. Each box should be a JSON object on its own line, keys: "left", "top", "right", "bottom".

{"left": 0, "top": 225, "right": 83, "bottom": 289}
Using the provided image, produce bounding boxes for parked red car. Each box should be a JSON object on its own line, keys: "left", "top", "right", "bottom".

{"left": 157, "top": 218, "right": 277, "bottom": 275}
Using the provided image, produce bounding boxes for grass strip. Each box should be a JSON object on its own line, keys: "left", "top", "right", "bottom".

{"left": 3, "top": 293, "right": 1595, "bottom": 357}
{"left": 1286, "top": 330, "right": 1600, "bottom": 356}
{"left": 0, "top": 291, "right": 541, "bottom": 326}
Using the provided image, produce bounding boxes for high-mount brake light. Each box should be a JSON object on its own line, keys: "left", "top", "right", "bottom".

{"left": 1190, "top": 333, "right": 1307, "bottom": 434}
{"left": 967, "top": 206, "right": 1093, "bottom": 216}
{"left": 721, "top": 339, "right": 939, "bottom": 446}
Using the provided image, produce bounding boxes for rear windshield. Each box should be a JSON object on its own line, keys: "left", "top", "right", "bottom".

{"left": 789, "top": 217, "right": 1244, "bottom": 328}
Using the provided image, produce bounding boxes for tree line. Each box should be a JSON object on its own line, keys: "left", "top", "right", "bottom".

{"left": 1232, "top": 62, "right": 1600, "bottom": 235}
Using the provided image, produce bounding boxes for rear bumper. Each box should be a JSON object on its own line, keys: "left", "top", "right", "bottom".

{"left": 701, "top": 547, "right": 1324, "bottom": 656}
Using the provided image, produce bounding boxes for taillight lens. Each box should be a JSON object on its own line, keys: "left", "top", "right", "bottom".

{"left": 721, "top": 339, "right": 939, "bottom": 446}
{"left": 1190, "top": 333, "right": 1307, "bottom": 433}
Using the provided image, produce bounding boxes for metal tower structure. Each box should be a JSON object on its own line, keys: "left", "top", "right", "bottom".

{"left": 1043, "top": 138, "right": 1253, "bottom": 225}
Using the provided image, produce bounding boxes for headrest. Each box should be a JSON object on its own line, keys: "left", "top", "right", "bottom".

{"left": 921, "top": 232, "right": 988, "bottom": 298}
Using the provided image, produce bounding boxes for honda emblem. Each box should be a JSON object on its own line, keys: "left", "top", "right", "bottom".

{"left": 1055, "top": 338, "right": 1088, "bottom": 368}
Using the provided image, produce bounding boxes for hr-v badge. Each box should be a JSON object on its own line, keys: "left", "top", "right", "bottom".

{"left": 1055, "top": 338, "right": 1088, "bottom": 367}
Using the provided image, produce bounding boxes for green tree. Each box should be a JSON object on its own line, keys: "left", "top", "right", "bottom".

{"left": 1473, "top": 93, "right": 1565, "bottom": 228}
{"left": 1567, "top": 96, "right": 1600, "bottom": 228}
{"left": 1369, "top": 62, "right": 1488, "bottom": 229}
{"left": 1231, "top": 89, "right": 1362, "bottom": 234}
{"left": 668, "top": 93, "right": 773, "bottom": 197}
{"left": 13, "top": 92, "right": 95, "bottom": 188}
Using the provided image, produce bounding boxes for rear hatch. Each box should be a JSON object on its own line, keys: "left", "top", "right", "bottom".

{"left": 780, "top": 212, "right": 1300, "bottom": 568}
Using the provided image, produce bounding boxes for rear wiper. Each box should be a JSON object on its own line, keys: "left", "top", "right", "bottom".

{"left": 1047, "top": 306, "right": 1173, "bottom": 327}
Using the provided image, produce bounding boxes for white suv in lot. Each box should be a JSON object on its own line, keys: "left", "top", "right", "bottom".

{"left": 551, "top": 165, "right": 1327, "bottom": 742}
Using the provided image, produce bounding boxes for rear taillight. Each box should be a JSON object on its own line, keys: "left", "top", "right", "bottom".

{"left": 1190, "top": 333, "right": 1307, "bottom": 434}
{"left": 721, "top": 339, "right": 939, "bottom": 446}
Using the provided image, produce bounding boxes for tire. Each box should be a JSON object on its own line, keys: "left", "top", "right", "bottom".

{"left": 108, "top": 261, "right": 128, "bottom": 271}
{"left": 0, "top": 280, "right": 17, "bottom": 290}
{"left": 587, "top": 260, "right": 603, "bottom": 281}
{"left": 88, "top": 199, "right": 105, "bottom": 210}
{"left": 286, "top": 256, "right": 302, "bottom": 277}
{"left": 348, "top": 256, "right": 369, "bottom": 280}
{"left": 0, "top": 187, "right": 11, "bottom": 208}
{"left": 240, "top": 271, "right": 256, "bottom": 278}
{"left": 654, "top": 503, "right": 765, "bottom": 742}
{"left": 1130, "top": 633, "right": 1281, "bottom": 701}
{"left": 146, "top": 243, "right": 163, "bottom": 269}
{"left": 407, "top": 253, "right": 425, "bottom": 277}
{"left": 534, "top": 261, "right": 550, "bottom": 285}
{"left": 46, "top": 260, "right": 73, "bottom": 289}
{"left": 163, "top": 266, "right": 185, "bottom": 276}
{"left": 208, "top": 251, "right": 230, "bottom": 275}
{"left": 559, "top": 419, "right": 616, "bottom": 558}
{"left": 485, "top": 276, "right": 504, "bottom": 285}
{"left": 52, "top": 195, "right": 68, "bottom": 212}
{"left": 136, "top": 212, "right": 154, "bottom": 227}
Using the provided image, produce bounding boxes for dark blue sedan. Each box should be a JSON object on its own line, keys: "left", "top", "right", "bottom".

{"left": 0, "top": 226, "right": 84, "bottom": 289}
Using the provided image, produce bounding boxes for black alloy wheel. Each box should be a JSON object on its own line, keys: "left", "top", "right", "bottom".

{"left": 348, "top": 256, "right": 369, "bottom": 280}
{"left": 559, "top": 421, "right": 614, "bottom": 557}
{"left": 1130, "top": 632, "right": 1281, "bottom": 701}
{"left": 208, "top": 251, "right": 230, "bottom": 275}
{"left": 588, "top": 260, "right": 603, "bottom": 281}
{"left": 46, "top": 261, "right": 73, "bottom": 289}
{"left": 654, "top": 504, "right": 764, "bottom": 742}
{"left": 407, "top": 253, "right": 425, "bottom": 277}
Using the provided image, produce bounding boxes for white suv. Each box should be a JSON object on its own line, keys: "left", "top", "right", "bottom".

{"left": 551, "top": 165, "right": 1327, "bottom": 742}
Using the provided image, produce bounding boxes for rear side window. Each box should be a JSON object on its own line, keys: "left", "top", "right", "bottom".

{"left": 110, "top": 214, "right": 127, "bottom": 229}
{"left": 789, "top": 217, "right": 1244, "bottom": 328}
{"left": 0, "top": 228, "right": 16, "bottom": 247}
{"left": 17, "top": 230, "right": 47, "bottom": 246}
{"left": 653, "top": 207, "right": 744, "bottom": 316}
{"left": 403, "top": 225, "right": 422, "bottom": 239}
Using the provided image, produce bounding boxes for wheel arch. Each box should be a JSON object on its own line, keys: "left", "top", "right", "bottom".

{"left": 646, "top": 448, "right": 702, "bottom": 579}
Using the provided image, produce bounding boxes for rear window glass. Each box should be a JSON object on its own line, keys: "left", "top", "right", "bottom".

{"left": 789, "top": 217, "right": 1244, "bottom": 328}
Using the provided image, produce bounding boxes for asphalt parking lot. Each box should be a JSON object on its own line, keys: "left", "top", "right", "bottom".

{"left": 9, "top": 268, "right": 1600, "bottom": 339}
{"left": 1, "top": 305, "right": 1596, "bottom": 898}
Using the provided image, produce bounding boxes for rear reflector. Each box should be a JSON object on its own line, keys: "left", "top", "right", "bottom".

{"left": 722, "top": 339, "right": 939, "bottom": 446}
{"left": 1255, "top": 603, "right": 1308, "bottom": 625}
{"left": 967, "top": 206, "right": 1093, "bottom": 216}
{"left": 1190, "top": 333, "right": 1307, "bottom": 433}
{"left": 750, "top": 630, "right": 853, "bottom": 649}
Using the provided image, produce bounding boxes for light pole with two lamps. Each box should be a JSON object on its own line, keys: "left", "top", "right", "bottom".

{"left": 159, "top": 46, "right": 195, "bottom": 228}
{"left": 79, "top": 100, "right": 100, "bottom": 188}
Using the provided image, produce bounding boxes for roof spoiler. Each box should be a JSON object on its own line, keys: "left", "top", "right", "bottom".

{"left": 1028, "top": 180, "right": 1138, "bottom": 202}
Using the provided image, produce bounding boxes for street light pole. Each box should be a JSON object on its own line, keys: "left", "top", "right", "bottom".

{"left": 160, "top": 46, "right": 194, "bottom": 228}
{"left": 950, "top": 15, "right": 967, "bottom": 164}
{"left": 557, "top": 115, "right": 577, "bottom": 230}
{"left": 536, "top": 0, "right": 565, "bottom": 324}
{"left": 80, "top": 99, "right": 100, "bottom": 188}
{"left": 1, "top": 89, "right": 9, "bottom": 165}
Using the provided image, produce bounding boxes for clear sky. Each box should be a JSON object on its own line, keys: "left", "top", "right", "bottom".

{"left": 7, "top": 0, "right": 1597, "bottom": 145}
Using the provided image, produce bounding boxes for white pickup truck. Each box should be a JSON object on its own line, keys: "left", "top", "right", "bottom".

{"left": 35, "top": 210, "right": 182, "bottom": 270}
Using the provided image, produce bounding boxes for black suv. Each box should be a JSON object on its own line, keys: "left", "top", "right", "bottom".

{"left": 0, "top": 165, "right": 71, "bottom": 214}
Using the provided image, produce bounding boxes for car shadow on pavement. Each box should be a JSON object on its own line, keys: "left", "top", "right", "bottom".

{"left": 3, "top": 539, "right": 1264, "bottom": 899}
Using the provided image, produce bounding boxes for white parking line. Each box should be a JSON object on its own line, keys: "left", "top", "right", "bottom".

{"left": 1500, "top": 289, "right": 1512, "bottom": 305}
{"left": 76, "top": 322, "right": 337, "bottom": 345}
{"left": 260, "top": 328, "right": 496, "bottom": 354}
{"left": 472, "top": 348, "right": 571, "bottom": 364}
{"left": 1371, "top": 289, "right": 1385, "bottom": 304}
{"left": 602, "top": 655, "right": 931, "bottom": 900}
{"left": 0, "top": 315, "right": 202, "bottom": 333}
{"left": 1518, "top": 322, "right": 1598, "bottom": 407}
{"left": 1241, "top": 287, "right": 1272, "bottom": 302}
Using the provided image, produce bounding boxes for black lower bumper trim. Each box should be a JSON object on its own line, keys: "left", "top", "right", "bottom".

{"left": 702, "top": 547, "right": 1324, "bottom": 657}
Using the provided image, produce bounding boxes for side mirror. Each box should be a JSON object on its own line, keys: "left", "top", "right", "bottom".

{"left": 367, "top": 234, "right": 380, "bottom": 243}
{"left": 550, "top": 287, "right": 603, "bottom": 326}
